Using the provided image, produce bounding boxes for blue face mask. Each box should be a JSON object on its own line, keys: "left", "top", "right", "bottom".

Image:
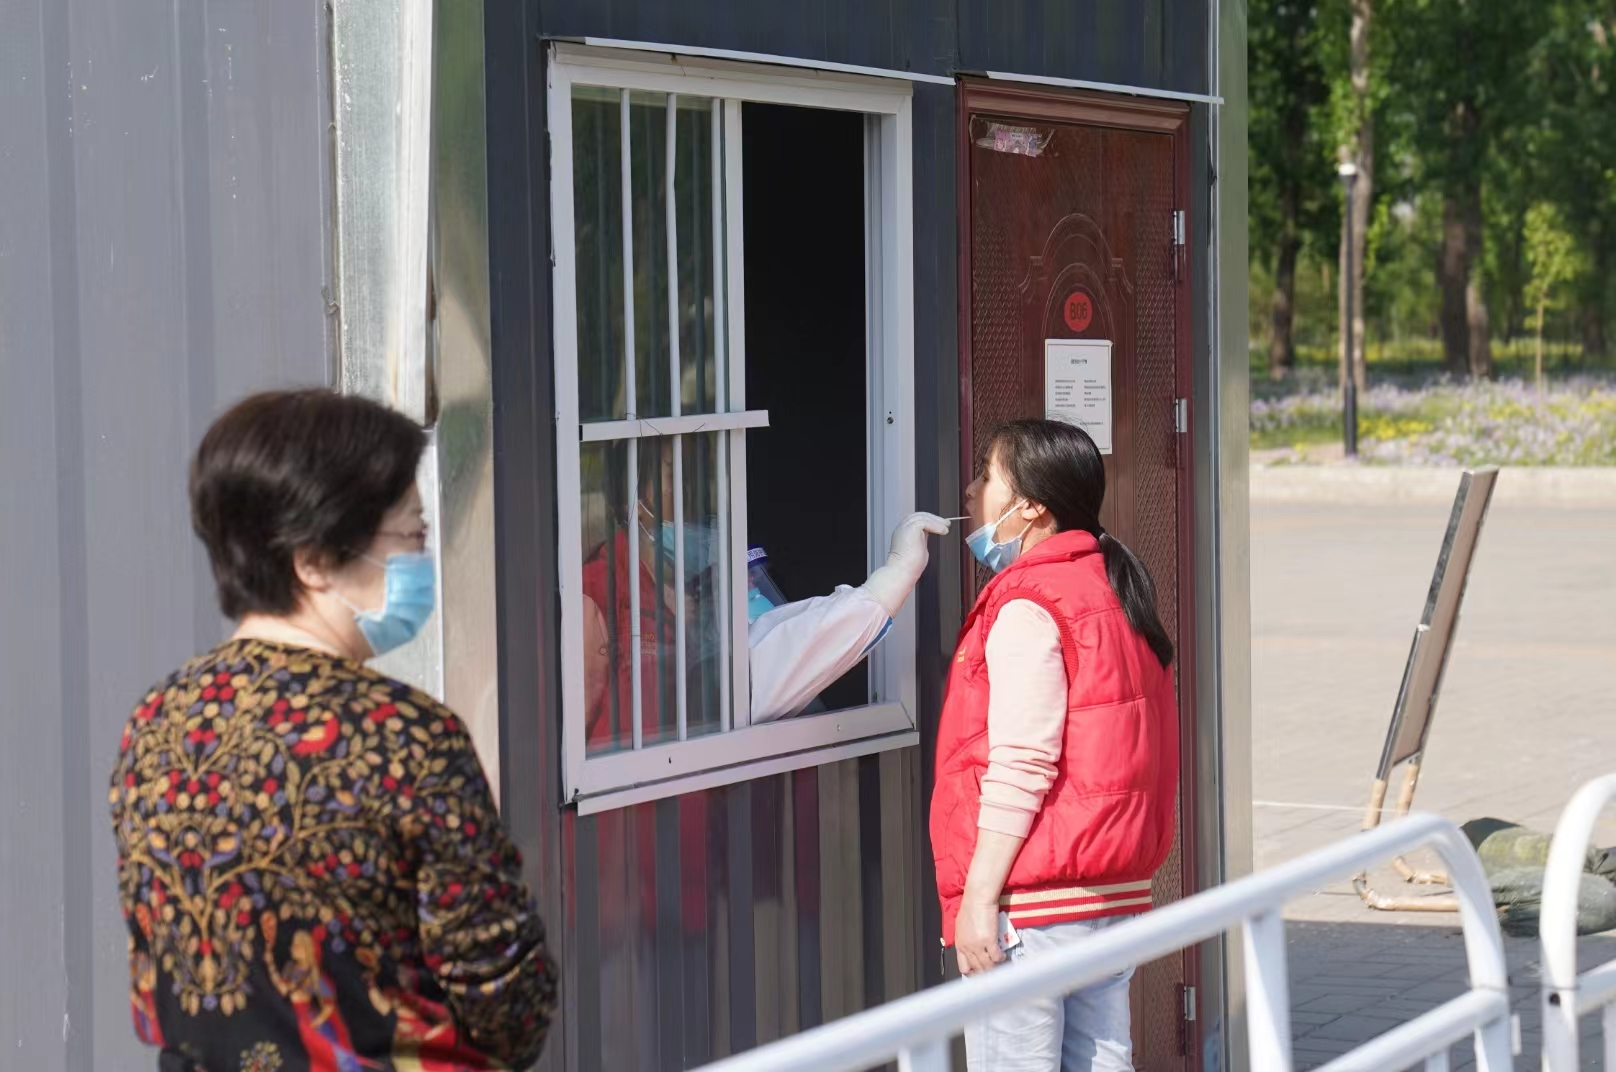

{"left": 656, "top": 520, "right": 721, "bottom": 570}
{"left": 965, "top": 501, "right": 1031, "bottom": 574}
{"left": 348, "top": 552, "right": 436, "bottom": 657}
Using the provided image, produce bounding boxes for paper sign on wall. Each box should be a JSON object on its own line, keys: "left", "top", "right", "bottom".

{"left": 1044, "top": 339, "right": 1114, "bottom": 454}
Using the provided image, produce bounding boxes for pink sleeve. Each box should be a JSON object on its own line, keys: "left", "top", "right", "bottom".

{"left": 977, "top": 599, "right": 1069, "bottom": 839}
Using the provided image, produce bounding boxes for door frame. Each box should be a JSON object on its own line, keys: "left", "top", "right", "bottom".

{"left": 954, "top": 78, "right": 1202, "bottom": 1066}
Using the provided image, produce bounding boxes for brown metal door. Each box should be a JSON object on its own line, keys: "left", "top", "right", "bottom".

{"left": 959, "top": 82, "right": 1199, "bottom": 1072}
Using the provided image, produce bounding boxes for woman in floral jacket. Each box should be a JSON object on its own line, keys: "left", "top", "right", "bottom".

{"left": 110, "top": 389, "right": 557, "bottom": 1072}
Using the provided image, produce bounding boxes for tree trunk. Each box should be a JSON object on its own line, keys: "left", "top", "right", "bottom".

{"left": 1338, "top": 0, "right": 1374, "bottom": 395}
{"left": 1501, "top": 217, "right": 1526, "bottom": 345}
{"left": 1269, "top": 201, "right": 1300, "bottom": 380}
{"left": 1536, "top": 297, "right": 1546, "bottom": 400}
{"left": 1585, "top": 300, "right": 1610, "bottom": 362}
{"left": 1439, "top": 195, "right": 1471, "bottom": 376}
{"left": 1582, "top": 245, "right": 1610, "bottom": 361}
{"left": 1463, "top": 183, "right": 1492, "bottom": 379}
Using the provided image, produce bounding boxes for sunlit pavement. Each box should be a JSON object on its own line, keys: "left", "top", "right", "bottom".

{"left": 1250, "top": 472, "right": 1616, "bottom": 1068}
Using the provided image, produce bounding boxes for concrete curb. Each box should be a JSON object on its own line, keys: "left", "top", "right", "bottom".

{"left": 1249, "top": 465, "right": 1616, "bottom": 506}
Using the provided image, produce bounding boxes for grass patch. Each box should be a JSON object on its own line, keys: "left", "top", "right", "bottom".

{"left": 1251, "top": 338, "right": 1610, "bottom": 385}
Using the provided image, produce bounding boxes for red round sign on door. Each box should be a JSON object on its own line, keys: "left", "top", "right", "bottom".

{"left": 1063, "top": 289, "right": 1095, "bottom": 332}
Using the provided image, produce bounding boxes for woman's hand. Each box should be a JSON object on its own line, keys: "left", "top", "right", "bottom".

{"left": 953, "top": 828, "right": 1024, "bottom": 975}
{"left": 953, "top": 896, "right": 1006, "bottom": 976}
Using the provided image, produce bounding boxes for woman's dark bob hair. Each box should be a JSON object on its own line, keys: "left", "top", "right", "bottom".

{"left": 190, "top": 389, "right": 426, "bottom": 619}
{"left": 983, "top": 418, "right": 1175, "bottom": 669}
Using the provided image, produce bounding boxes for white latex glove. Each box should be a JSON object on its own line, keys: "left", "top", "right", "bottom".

{"left": 860, "top": 511, "right": 952, "bottom": 617}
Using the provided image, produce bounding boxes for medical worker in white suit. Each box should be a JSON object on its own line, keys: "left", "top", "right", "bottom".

{"left": 747, "top": 512, "right": 952, "bottom": 722}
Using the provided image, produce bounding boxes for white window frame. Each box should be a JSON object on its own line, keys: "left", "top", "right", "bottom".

{"left": 548, "top": 44, "right": 918, "bottom": 814}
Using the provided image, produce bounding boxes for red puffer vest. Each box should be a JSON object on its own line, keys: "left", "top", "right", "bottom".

{"left": 931, "top": 529, "right": 1179, "bottom": 944}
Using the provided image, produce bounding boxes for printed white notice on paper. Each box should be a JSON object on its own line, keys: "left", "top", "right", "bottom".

{"left": 1044, "top": 338, "right": 1113, "bottom": 454}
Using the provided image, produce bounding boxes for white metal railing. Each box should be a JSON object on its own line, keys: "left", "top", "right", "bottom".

{"left": 694, "top": 813, "right": 1512, "bottom": 1072}
{"left": 1540, "top": 772, "right": 1616, "bottom": 1071}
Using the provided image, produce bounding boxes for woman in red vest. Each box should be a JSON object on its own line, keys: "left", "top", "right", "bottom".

{"left": 930, "top": 419, "right": 1179, "bottom": 1072}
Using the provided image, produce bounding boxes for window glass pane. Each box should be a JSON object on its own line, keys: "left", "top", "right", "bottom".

{"left": 676, "top": 100, "right": 720, "bottom": 415}
{"left": 574, "top": 90, "right": 724, "bottom": 425}
{"left": 572, "top": 87, "right": 625, "bottom": 423}
{"left": 634, "top": 436, "right": 678, "bottom": 746}
{"left": 630, "top": 92, "right": 672, "bottom": 420}
{"left": 580, "top": 440, "right": 631, "bottom": 755}
{"left": 683, "top": 432, "right": 725, "bottom": 738}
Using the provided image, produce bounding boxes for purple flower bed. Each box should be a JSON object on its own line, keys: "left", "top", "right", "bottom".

{"left": 1251, "top": 376, "right": 1616, "bottom": 466}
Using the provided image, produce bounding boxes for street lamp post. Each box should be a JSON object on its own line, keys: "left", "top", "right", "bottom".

{"left": 1339, "top": 161, "right": 1360, "bottom": 458}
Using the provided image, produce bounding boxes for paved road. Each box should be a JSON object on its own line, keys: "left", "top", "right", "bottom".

{"left": 1253, "top": 494, "right": 1616, "bottom": 882}
{"left": 1250, "top": 486, "right": 1616, "bottom": 1068}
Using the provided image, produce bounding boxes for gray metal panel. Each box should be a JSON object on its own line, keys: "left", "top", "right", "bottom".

{"left": 1187, "top": 97, "right": 1232, "bottom": 1072}
{"left": 956, "top": 0, "right": 1208, "bottom": 96}
{"left": 0, "top": 3, "right": 74, "bottom": 1068}
{"left": 538, "top": 0, "right": 957, "bottom": 79}
{"left": 907, "top": 78, "right": 963, "bottom": 992}
{"left": 480, "top": 0, "right": 569, "bottom": 1067}
{"left": 556, "top": 759, "right": 920, "bottom": 1072}
{"left": 0, "top": 0, "right": 334, "bottom": 1064}
{"left": 1208, "top": 1, "right": 1253, "bottom": 1070}
{"left": 537, "top": 0, "right": 1207, "bottom": 94}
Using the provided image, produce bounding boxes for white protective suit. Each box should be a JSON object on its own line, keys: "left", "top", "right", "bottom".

{"left": 748, "top": 512, "right": 951, "bottom": 723}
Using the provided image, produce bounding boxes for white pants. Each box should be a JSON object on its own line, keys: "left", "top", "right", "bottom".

{"left": 964, "top": 917, "right": 1135, "bottom": 1072}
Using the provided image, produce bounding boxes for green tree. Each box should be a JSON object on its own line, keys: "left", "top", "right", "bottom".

{"left": 1332, "top": 0, "right": 1375, "bottom": 394}
{"left": 1523, "top": 201, "right": 1585, "bottom": 392}
{"left": 1534, "top": 2, "right": 1616, "bottom": 360}
{"left": 1250, "top": 0, "right": 1336, "bottom": 379}
{"left": 1379, "top": 0, "right": 1553, "bottom": 379}
{"left": 1482, "top": 120, "right": 1540, "bottom": 346}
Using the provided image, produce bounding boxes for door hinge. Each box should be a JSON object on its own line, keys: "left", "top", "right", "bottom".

{"left": 1179, "top": 983, "right": 1198, "bottom": 1056}
{"left": 1174, "top": 398, "right": 1190, "bottom": 469}
{"left": 1172, "top": 210, "right": 1187, "bottom": 280}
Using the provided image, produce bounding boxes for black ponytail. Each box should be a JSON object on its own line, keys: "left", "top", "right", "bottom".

{"left": 986, "top": 419, "right": 1175, "bottom": 669}
{"left": 1096, "top": 530, "right": 1175, "bottom": 669}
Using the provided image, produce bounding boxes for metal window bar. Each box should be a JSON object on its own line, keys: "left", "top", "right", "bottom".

{"left": 691, "top": 813, "right": 1513, "bottom": 1072}
{"left": 712, "top": 96, "right": 732, "bottom": 734}
{"left": 1540, "top": 772, "right": 1616, "bottom": 1072}
{"left": 579, "top": 410, "right": 768, "bottom": 441}
{"left": 619, "top": 87, "right": 643, "bottom": 752}
{"left": 861, "top": 114, "right": 886, "bottom": 704}
{"left": 603, "top": 446, "right": 622, "bottom": 748}
{"left": 666, "top": 92, "right": 689, "bottom": 742}
{"left": 722, "top": 97, "right": 750, "bottom": 730}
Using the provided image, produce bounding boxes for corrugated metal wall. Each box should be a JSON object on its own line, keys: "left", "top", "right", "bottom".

{"left": 0, "top": 0, "right": 335, "bottom": 1067}
{"left": 558, "top": 753, "right": 925, "bottom": 1070}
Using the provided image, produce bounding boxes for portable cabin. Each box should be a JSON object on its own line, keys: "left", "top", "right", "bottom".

{"left": 0, "top": 1, "right": 1251, "bottom": 1068}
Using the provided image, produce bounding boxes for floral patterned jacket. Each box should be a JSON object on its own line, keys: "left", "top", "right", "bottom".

{"left": 110, "top": 639, "right": 557, "bottom": 1072}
